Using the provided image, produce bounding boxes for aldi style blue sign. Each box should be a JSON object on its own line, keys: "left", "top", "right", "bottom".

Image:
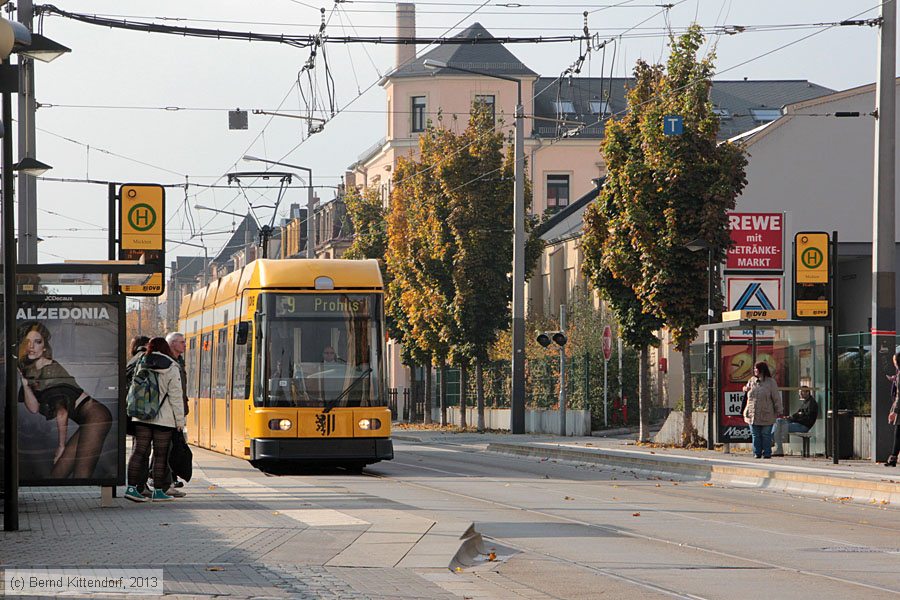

{"left": 663, "top": 115, "right": 683, "bottom": 135}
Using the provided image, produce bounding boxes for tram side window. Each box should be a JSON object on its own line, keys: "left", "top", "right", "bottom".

{"left": 214, "top": 327, "right": 228, "bottom": 399}
{"left": 187, "top": 336, "right": 199, "bottom": 398}
{"left": 232, "top": 321, "right": 251, "bottom": 400}
{"left": 199, "top": 332, "right": 213, "bottom": 399}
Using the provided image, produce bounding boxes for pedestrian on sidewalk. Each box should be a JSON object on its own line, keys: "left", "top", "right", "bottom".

{"left": 885, "top": 352, "right": 900, "bottom": 467}
{"left": 124, "top": 337, "right": 185, "bottom": 502}
{"left": 126, "top": 335, "right": 151, "bottom": 497}
{"left": 164, "top": 331, "right": 189, "bottom": 495}
{"left": 743, "top": 362, "right": 782, "bottom": 459}
{"left": 771, "top": 385, "right": 818, "bottom": 457}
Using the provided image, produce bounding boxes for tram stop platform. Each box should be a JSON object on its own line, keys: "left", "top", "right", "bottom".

{"left": 394, "top": 427, "right": 900, "bottom": 507}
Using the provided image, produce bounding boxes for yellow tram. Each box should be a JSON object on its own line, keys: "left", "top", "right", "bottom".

{"left": 177, "top": 259, "right": 393, "bottom": 472}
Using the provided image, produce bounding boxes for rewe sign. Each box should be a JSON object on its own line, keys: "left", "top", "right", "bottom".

{"left": 726, "top": 212, "right": 784, "bottom": 272}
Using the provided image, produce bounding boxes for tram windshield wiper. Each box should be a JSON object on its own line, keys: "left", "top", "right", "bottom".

{"left": 323, "top": 367, "right": 372, "bottom": 413}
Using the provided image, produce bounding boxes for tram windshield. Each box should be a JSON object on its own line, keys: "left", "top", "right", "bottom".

{"left": 254, "top": 293, "right": 384, "bottom": 408}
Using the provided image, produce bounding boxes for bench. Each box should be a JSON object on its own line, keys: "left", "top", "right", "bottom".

{"left": 790, "top": 432, "right": 814, "bottom": 457}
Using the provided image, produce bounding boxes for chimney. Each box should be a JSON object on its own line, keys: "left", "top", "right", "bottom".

{"left": 396, "top": 3, "right": 416, "bottom": 70}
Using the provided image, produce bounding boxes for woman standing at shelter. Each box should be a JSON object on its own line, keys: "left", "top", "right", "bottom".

{"left": 18, "top": 321, "right": 113, "bottom": 479}
{"left": 743, "top": 362, "right": 782, "bottom": 459}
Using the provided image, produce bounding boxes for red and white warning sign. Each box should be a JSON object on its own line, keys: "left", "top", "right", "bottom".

{"left": 726, "top": 212, "right": 784, "bottom": 272}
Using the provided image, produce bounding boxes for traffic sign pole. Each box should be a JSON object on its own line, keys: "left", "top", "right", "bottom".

{"left": 602, "top": 325, "right": 613, "bottom": 427}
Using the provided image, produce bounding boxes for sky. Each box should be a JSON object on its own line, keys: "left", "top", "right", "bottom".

{"left": 20, "top": 0, "right": 891, "bottom": 268}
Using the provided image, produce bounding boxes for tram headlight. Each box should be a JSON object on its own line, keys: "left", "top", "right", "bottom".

{"left": 358, "top": 418, "right": 381, "bottom": 431}
{"left": 268, "top": 418, "right": 293, "bottom": 431}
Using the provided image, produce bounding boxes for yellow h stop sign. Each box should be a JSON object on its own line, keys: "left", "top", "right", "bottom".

{"left": 795, "top": 232, "right": 828, "bottom": 283}
{"left": 119, "top": 184, "right": 165, "bottom": 296}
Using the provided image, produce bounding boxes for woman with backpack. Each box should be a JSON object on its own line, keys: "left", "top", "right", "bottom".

{"left": 124, "top": 337, "right": 185, "bottom": 503}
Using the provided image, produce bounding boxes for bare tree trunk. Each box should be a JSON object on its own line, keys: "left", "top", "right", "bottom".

{"left": 424, "top": 362, "right": 433, "bottom": 424}
{"left": 459, "top": 364, "right": 468, "bottom": 429}
{"left": 681, "top": 340, "right": 695, "bottom": 446}
{"left": 439, "top": 360, "right": 447, "bottom": 426}
{"left": 476, "top": 360, "right": 485, "bottom": 432}
{"left": 639, "top": 346, "right": 651, "bottom": 442}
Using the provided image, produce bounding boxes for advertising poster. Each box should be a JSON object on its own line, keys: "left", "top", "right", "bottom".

{"left": 719, "top": 342, "right": 784, "bottom": 443}
{"left": 15, "top": 299, "right": 122, "bottom": 485}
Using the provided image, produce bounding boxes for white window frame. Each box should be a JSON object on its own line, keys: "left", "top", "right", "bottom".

{"left": 553, "top": 100, "right": 576, "bottom": 115}
{"left": 411, "top": 95, "right": 427, "bottom": 133}
{"left": 546, "top": 173, "right": 571, "bottom": 210}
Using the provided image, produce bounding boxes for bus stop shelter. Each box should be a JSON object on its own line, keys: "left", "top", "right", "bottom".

{"left": 697, "top": 310, "right": 842, "bottom": 459}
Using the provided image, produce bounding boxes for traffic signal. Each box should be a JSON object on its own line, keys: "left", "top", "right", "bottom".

{"left": 536, "top": 331, "right": 567, "bottom": 348}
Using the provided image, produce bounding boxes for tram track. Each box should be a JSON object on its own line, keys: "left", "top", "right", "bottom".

{"left": 362, "top": 442, "right": 900, "bottom": 598}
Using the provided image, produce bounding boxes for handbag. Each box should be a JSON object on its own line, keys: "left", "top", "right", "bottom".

{"left": 168, "top": 432, "right": 193, "bottom": 482}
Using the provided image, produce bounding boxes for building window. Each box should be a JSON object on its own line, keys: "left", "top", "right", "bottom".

{"left": 411, "top": 96, "right": 426, "bottom": 132}
{"left": 590, "top": 100, "right": 611, "bottom": 117}
{"left": 749, "top": 107, "right": 782, "bottom": 123}
{"left": 474, "top": 94, "right": 495, "bottom": 124}
{"left": 547, "top": 174, "right": 570, "bottom": 210}
{"left": 553, "top": 100, "right": 575, "bottom": 115}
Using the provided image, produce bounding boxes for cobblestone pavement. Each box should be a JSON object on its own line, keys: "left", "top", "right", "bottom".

{"left": 0, "top": 482, "right": 470, "bottom": 598}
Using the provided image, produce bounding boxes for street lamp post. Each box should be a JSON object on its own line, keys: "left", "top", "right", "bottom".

{"left": 243, "top": 155, "right": 315, "bottom": 259}
{"left": 687, "top": 238, "right": 716, "bottom": 450}
{"left": 423, "top": 59, "right": 526, "bottom": 434}
{"left": 0, "top": 14, "right": 46, "bottom": 532}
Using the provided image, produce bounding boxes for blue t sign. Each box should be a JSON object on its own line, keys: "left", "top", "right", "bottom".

{"left": 663, "top": 115, "right": 684, "bottom": 135}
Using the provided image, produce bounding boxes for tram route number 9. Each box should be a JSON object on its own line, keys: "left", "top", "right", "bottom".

{"left": 724, "top": 391, "right": 744, "bottom": 417}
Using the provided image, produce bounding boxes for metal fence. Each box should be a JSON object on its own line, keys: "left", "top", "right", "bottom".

{"left": 423, "top": 352, "right": 640, "bottom": 430}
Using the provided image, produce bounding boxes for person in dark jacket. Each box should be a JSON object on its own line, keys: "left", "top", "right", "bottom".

{"left": 165, "top": 332, "right": 189, "bottom": 494}
{"left": 771, "top": 385, "right": 818, "bottom": 456}
{"left": 126, "top": 336, "right": 150, "bottom": 386}
{"left": 126, "top": 336, "right": 151, "bottom": 495}
{"left": 885, "top": 352, "right": 900, "bottom": 467}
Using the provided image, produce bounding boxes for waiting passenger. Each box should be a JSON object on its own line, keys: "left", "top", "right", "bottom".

{"left": 124, "top": 337, "right": 185, "bottom": 503}
{"left": 771, "top": 385, "right": 818, "bottom": 457}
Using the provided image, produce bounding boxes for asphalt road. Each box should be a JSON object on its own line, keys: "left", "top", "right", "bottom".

{"left": 352, "top": 438, "right": 900, "bottom": 600}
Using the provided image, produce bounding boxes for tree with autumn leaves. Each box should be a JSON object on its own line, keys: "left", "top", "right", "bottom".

{"left": 582, "top": 26, "right": 747, "bottom": 445}
{"left": 378, "top": 102, "right": 539, "bottom": 430}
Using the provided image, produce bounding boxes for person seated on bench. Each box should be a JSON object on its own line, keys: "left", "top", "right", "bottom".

{"left": 771, "top": 385, "right": 818, "bottom": 456}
